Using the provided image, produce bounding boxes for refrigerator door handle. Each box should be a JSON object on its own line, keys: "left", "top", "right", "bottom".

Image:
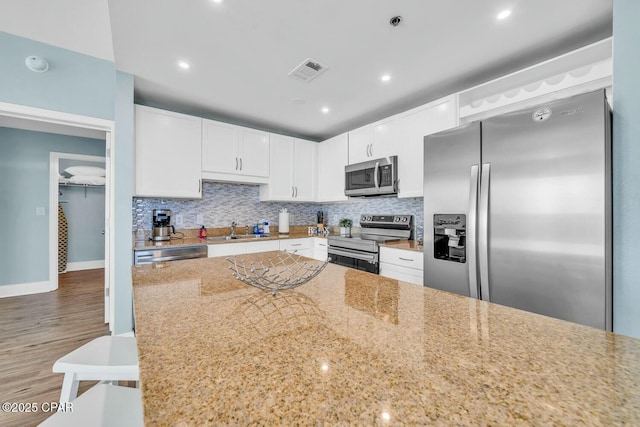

{"left": 468, "top": 164, "right": 480, "bottom": 299}
{"left": 478, "top": 163, "right": 491, "bottom": 301}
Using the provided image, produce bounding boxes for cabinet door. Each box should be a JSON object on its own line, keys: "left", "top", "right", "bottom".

{"left": 208, "top": 243, "right": 246, "bottom": 257}
{"left": 372, "top": 118, "right": 397, "bottom": 159}
{"left": 245, "top": 240, "right": 279, "bottom": 254}
{"left": 293, "top": 139, "right": 316, "bottom": 201}
{"left": 348, "top": 125, "right": 373, "bottom": 164}
{"left": 239, "top": 129, "right": 270, "bottom": 177}
{"left": 313, "top": 238, "right": 328, "bottom": 261}
{"left": 202, "top": 119, "right": 239, "bottom": 174}
{"left": 317, "top": 133, "right": 348, "bottom": 202}
{"left": 135, "top": 106, "right": 202, "bottom": 198}
{"left": 397, "top": 96, "right": 458, "bottom": 198}
{"left": 263, "top": 134, "right": 295, "bottom": 200}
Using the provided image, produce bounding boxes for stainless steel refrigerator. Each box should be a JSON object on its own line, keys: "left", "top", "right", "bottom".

{"left": 423, "top": 90, "right": 612, "bottom": 330}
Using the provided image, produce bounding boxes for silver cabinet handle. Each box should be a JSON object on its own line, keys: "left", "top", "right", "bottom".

{"left": 318, "top": 243, "right": 327, "bottom": 247}
{"left": 369, "top": 144, "right": 373, "bottom": 157}
{"left": 398, "top": 257, "right": 415, "bottom": 262}
{"left": 478, "top": 163, "right": 491, "bottom": 301}
{"left": 235, "top": 157, "right": 238, "bottom": 170}
{"left": 239, "top": 157, "right": 243, "bottom": 170}
{"left": 468, "top": 164, "right": 479, "bottom": 299}
{"left": 291, "top": 186, "right": 295, "bottom": 197}
{"left": 198, "top": 179, "right": 202, "bottom": 194}
{"left": 291, "top": 243, "right": 302, "bottom": 247}
{"left": 295, "top": 186, "right": 298, "bottom": 197}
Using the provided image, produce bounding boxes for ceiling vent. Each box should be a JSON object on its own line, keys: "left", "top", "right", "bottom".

{"left": 288, "top": 58, "right": 328, "bottom": 82}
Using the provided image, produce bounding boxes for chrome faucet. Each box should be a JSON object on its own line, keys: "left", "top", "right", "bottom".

{"left": 230, "top": 221, "right": 237, "bottom": 237}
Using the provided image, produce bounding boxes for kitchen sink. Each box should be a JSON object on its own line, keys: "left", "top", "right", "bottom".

{"left": 206, "top": 234, "right": 271, "bottom": 241}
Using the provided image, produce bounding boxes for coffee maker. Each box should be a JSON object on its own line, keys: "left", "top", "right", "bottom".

{"left": 152, "top": 209, "right": 175, "bottom": 241}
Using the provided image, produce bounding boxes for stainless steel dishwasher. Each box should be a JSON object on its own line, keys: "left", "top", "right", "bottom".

{"left": 133, "top": 245, "right": 208, "bottom": 265}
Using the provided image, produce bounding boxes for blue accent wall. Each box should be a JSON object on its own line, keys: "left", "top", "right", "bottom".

{"left": 0, "top": 33, "right": 135, "bottom": 334}
{"left": 612, "top": 0, "right": 640, "bottom": 338}
{"left": 0, "top": 32, "right": 115, "bottom": 120}
{"left": 0, "top": 128, "right": 104, "bottom": 285}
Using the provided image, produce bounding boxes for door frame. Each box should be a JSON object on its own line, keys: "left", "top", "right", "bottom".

{"left": 0, "top": 101, "right": 115, "bottom": 331}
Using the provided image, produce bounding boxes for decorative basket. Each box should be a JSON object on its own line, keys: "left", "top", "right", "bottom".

{"left": 226, "top": 250, "right": 328, "bottom": 295}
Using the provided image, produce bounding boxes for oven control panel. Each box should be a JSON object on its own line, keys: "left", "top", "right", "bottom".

{"left": 360, "top": 214, "right": 413, "bottom": 228}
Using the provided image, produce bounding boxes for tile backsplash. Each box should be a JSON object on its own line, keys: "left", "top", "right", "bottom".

{"left": 133, "top": 182, "right": 424, "bottom": 234}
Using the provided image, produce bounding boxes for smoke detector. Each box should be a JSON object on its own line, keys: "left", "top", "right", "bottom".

{"left": 25, "top": 56, "right": 49, "bottom": 72}
{"left": 288, "top": 58, "right": 328, "bottom": 82}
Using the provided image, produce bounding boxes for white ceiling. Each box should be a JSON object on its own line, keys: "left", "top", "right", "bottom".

{"left": 1, "top": 1, "right": 612, "bottom": 141}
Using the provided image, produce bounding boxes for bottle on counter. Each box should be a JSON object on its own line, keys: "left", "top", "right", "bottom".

{"left": 199, "top": 226, "right": 207, "bottom": 238}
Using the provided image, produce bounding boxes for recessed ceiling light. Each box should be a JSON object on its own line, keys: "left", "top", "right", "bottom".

{"left": 212, "top": 0, "right": 223, "bottom": 3}
{"left": 381, "top": 74, "right": 391, "bottom": 82}
{"left": 321, "top": 107, "right": 330, "bottom": 114}
{"left": 178, "top": 61, "right": 190, "bottom": 70}
{"left": 497, "top": 10, "right": 511, "bottom": 20}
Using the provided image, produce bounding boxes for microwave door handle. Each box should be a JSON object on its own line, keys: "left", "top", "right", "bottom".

{"left": 374, "top": 162, "right": 380, "bottom": 189}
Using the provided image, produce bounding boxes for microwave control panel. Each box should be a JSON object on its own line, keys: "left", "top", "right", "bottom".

{"left": 379, "top": 164, "right": 393, "bottom": 186}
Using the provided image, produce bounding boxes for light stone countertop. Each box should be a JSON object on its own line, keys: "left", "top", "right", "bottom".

{"left": 132, "top": 253, "right": 640, "bottom": 425}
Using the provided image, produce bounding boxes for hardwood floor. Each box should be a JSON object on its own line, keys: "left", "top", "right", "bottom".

{"left": 0, "top": 269, "right": 109, "bottom": 427}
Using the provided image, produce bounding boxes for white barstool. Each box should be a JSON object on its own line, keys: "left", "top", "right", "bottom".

{"left": 38, "top": 384, "right": 144, "bottom": 427}
{"left": 52, "top": 336, "right": 139, "bottom": 404}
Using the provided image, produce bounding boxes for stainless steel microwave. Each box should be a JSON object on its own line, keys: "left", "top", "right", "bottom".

{"left": 345, "top": 156, "right": 398, "bottom": 197}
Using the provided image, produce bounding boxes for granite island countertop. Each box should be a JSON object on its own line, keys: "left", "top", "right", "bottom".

{"left": 132, "top": 253, "right": 640, "bottom": 425}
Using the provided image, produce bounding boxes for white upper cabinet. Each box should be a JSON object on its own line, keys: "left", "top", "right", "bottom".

{"left": 348, "top": 118, "right": 397, "bottom": 164}
{"left": 260, "top": 135, "right": 316, "bottom": 201}
{"left": 201, "top": 119, "right": 269, "bottom": 184}
{"left": 347, "top": 125, "right": 372, "bottom": 164}
{"left": 135, "top": 105, "right": 202, "bottom": 199}
{"left": 396, "top": 95, "right": 458, "bottom": 198}
{"left": 316, "top": 133, "right": 348, "bottom": 202}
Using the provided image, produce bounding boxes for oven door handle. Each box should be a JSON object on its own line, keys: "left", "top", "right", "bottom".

{"left": 328, "top": 247, "right": 378, "bottom": 262}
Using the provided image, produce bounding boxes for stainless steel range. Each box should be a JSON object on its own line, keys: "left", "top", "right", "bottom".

{"left": 328, "top": 214, "right": 413, "bottom": 274}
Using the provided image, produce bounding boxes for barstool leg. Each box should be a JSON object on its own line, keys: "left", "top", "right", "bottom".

{"left": 59, "top": 372, "right": 80, "bottom": 404}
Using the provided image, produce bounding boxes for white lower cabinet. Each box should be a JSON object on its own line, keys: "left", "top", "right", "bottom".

{"left": 379, "top": 247, "right": 423, "bottom": 286}
{"left": 313, "top": 238, "right": 328, "bottom": 261}
{"left": 279, "top": 238, "right": 312, "bottom": 258}
{"left": 208, "top": 243, "right": 246, "bottom": 258}
{"left": 245, "top": 240, "right": 279, "bottom": 254}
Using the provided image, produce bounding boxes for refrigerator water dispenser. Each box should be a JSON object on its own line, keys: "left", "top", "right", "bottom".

{"left": 433, "top": 214, "right": 466, "bottom": 263}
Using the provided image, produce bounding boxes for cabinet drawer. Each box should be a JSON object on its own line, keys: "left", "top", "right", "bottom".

{"left": 280, "top": 238, "right": 312, "bottom": 252}
{"left": 379, "top": 247, "right": 423, "bottom": 271}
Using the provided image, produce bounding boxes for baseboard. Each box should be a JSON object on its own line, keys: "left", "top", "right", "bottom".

{"left": 64, "top": 260, "right": 105, "bottom": 272}
{"left": 0, "top": 281, "right": 55, "bottom": 298}
{"left": 116, "top": 331, "right": 136, "bottom": 337}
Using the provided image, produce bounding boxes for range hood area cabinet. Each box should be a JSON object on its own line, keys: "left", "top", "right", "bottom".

{"left": 396, "top": 95, "right": 458, "bottom": 198}
{"left": 348, "top": 118, "right": 396, "bottom": 165}
{"left": 201, "top": 119, "right": 270, "bottom": 184}
{"left": 260, "top": 134, "right": 317, "bottom": 202}
{"left": 316, "top": 133, "right": 348, "bottom": 202}
{"left": 135, "top": 105, "right": 203, "bottom": 199}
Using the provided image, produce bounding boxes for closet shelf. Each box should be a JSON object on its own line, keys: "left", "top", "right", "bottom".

{"left": 58, "top": 182, "right": 105, "bottom": 198}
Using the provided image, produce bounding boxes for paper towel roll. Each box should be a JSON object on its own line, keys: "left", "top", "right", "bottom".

{"left": 279, "top": 212, "right": 290, "bottom": 234}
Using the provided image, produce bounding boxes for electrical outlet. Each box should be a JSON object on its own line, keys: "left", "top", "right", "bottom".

{"left": 196, "top": 214, "right": 204, "bottom": 224}
{"left": 289, "top": 214, "right": 294, "bottom": 224}
{"left": 175, "top": 213, "right": 184, "bottom": 226}
{"left": 333, "top": 214, "right": 338, "bottom": 223}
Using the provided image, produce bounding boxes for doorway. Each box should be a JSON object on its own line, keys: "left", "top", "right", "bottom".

{"left": 0, "top": 101, "right": 115, "bottom": 330}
